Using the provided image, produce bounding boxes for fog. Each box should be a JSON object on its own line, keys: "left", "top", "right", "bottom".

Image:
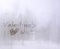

{"left": 0, "top": 0, "right": 60, "bottom": 49}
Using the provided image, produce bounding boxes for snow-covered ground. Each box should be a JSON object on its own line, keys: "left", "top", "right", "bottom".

{"left": 0, "top": 40, "right": 60, "bottom": 49}
{"left": 0, "top": 0, "right": 60, "bottom": 49}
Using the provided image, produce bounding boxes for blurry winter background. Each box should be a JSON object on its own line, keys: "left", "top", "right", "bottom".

{"left": 0, "top": 0, "right": 60, "bottom": 49}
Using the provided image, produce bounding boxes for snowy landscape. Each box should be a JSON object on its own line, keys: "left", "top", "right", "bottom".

{"left": 0, "top": 0, "right": 60, "bottom": 49}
